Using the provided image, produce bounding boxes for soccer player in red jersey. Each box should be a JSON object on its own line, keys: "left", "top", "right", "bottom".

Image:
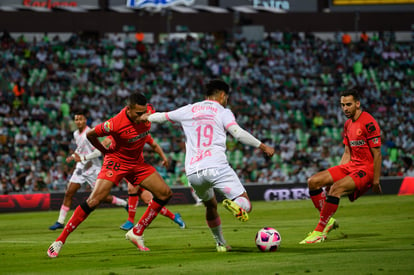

{"left": 300, "top": 89, "right": 382, "bottom": 244}
{"left": 119, "top": 134, "right": 186, "bottom": 231}
{"left": 47, "top": 93, "right": 173, "bottom": 257}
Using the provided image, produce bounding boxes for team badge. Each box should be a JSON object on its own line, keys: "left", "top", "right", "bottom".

{"left": 356, "top": 129, "right": 362, "bottom": 136}
{"left": 103, "top": 121, "right": 112, "bottom": 133}
{"left": 106, "top": 171, "right": 113, "bottom": 177}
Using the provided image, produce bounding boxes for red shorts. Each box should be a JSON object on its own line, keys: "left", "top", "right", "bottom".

{"left": 328, "top": 161, "right": 374, "bottom": 202}
{"left": 97, "top": 158, "right": 156, "bottom": 186}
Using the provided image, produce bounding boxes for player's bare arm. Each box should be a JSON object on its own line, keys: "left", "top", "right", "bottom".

{"left": 370, "top": 146, "right": 382, "bottom": 194}
{"left": 65, "top": 153, "right": 75, "bottom": 163}
{"left": 150, "top": 141, "right": 170, "bottom": 168}
{"left": 86, "top": 128, "right": 111, "bottom": 154}
{"left": 259, "top": 143, "right": 275, "bottom": 157}
{"left": 73, "top": 137, "right": 111, "bottom": 163}
{"left": 339, "top": 145, "right": 351, "bottom": 165}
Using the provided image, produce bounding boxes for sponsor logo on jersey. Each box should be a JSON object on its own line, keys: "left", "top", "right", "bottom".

{"left": 192, "top": 105, "right": 218, "bottom": 113}
{"left": 103, "top": 121, "right": 112, "bottom": 133}
{"left": 365, "top": 122, "right": 376, "bottom": 134}
{"left": 357, "top": 170, "right": 366, "bottom": 178}
{"left": 350, "top": 140, "right": 366, "bottom": 146}
{"left": 128, "top": 130, "right": 149, "bottom": 143}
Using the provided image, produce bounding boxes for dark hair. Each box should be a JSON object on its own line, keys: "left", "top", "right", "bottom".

{"left": 128, "top": 93, "right": 147, "bottom": 106}
{"left": 340, "top": 89, "right": 360, "bottom": 101}
{"left": 205, "top": 79, "right": 230, "bottom": 97}
{"left": 74, "top": 110, "right": 87, "bottom": 117}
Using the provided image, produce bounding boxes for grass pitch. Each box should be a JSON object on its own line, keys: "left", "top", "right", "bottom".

{"left": 1, "top": 194, "right": 414, "bottom": 275}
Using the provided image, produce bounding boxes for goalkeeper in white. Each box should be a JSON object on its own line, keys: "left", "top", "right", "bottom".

{"left": 49, "top": 112, "right": 127, "bottom": 230}
{"left": 141, "top": 79, "right": 274, "bottom": 252}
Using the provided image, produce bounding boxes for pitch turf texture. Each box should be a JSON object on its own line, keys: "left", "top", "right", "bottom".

{"left": 1, "top": 195, "right": 414, "bottom": 275}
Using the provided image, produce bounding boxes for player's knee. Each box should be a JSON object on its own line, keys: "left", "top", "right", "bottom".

{"left": 307, "top": 176, "right": 318, "bottom": 189}
{"left": 156, "top": 188, "right": 173, "bottom": 202}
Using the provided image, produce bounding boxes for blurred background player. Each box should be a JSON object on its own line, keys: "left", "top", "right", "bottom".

{"left": 142, "top": 79, "right": 274, "bottom": 252}
{"left": 120, "top": 134, "right": 185, "bottom": 231}
{"left": 300, "top": 89, "right": 382, "bottom": 244}
{"left": 47, "top": 94, "right": 173, "bottom": 257}
{"left": 49, "top": 112, "right": 127, "bottom": 230}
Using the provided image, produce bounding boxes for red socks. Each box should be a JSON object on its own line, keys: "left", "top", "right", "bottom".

{"left": 309, "top": 188, "right": 326, "bottom": 212}
{"left": 127, "top": 194, "right": 139, "bottom": 223}
{"left": 315, "top": 196, "right": 339, "bottom": 232}
{"left": 159, "top": 207, "right": 175, "bottom": 220}
{"left": 133, "top": 199, "right": 163, "bottom": 236}
{"left": 57, "top": 202, "right": 93, "bottom": 244}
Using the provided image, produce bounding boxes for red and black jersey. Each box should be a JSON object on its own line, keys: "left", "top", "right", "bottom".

{"left": 343, "top": 111, "right": 381, "bottom": 165}
{"left": 94, "top": 105, "right": 155, "bottom": 163}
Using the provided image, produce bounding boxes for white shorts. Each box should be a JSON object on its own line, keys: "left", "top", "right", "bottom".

{"left": 69, "top": 167, "right": 100, "bottom": 189}
{"left": 187, "top": 165, "right": 246, "bottom": 202}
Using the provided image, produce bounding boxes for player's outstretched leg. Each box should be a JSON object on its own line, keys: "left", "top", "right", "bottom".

{"left": 222, "top": 199, "right": 249, "bottom": 222}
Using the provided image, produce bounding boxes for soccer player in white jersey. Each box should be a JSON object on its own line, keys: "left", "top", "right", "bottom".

{"left": 49, "top": 111, "right": 127, "bottom": 230}
{"left": 142, "top": 79, "right": 275, "bottom": 252}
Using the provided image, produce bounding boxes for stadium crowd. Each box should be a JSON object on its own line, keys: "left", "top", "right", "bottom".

{"left": 0, "top": 30, "right": 413, "bottom": 194}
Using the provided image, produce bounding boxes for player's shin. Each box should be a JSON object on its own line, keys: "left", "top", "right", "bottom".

{"left": 315, "top": 196, "right": 339, "bottom": 232}
{"left": 57, "top": 201, "right": 95, "bottom": 243}
{"left": 133, "top": 197, "right": 168, "bottom": 236}
{"left": 309, "top": 188, "right": 326, "bottom": 212}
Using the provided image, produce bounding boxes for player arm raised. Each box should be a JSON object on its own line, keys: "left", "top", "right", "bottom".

{"left": 227, "top": 124, "right": 274, "bottom": 157}
{"left": 370, "top": 146, "right": 382, "bottom": 194}
{"left": 339, "top": 145, "right": 351, "bottom": 165}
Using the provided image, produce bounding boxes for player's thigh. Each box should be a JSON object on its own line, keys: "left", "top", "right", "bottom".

{"left": 213, "top": 166, "right": 246, "bottom": 200}
{"left": 139, "top": 172, "right": 172, "bottom": 201}
{"left": 65, "top": 181, "right": 81, "bottom": 197}
{"left": 87, "top": 179, "right": 114, "bottom": 207}
{"left": 329, "top": 175, "right": 356, "bottom": 197}
{"left": 187, "top": 173, "right": 215, "bottom": 202}
{"left": 308, "top": 169, "right": 334, "bottom": 189}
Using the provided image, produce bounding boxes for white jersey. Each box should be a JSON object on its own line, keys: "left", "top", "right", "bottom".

{"left": 167, "top": 100, "right": 237, "bottom": 175}
{"left": 73, "top": 126, "right": 101, "bottom": 171}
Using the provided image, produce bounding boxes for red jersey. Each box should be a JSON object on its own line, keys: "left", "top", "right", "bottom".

{"left": 94, "top": 105, "right": 154, "bottom": 163}
{"left": 343, "top": 111, "right": 381, "bottom": 165}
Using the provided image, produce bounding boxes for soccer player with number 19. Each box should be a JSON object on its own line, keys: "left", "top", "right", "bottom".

{"left": 47, "top": 93, "right": 173, "bottom": 257}
{"left": 142, "top": 79, "right": 275, "bottom": 252}
{"left": 300, "top": 89, "right": 382, "bottom": 244}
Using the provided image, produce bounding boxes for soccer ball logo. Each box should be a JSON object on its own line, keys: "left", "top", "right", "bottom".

{"left": 255, "top": 227, "right": 281, "bottom": 252}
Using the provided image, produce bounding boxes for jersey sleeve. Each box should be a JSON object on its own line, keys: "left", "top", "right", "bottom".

{"left": 147, "top": 104, "right": 156, "bottom": 114}
{"left": 145, "top": 134, "right": 154, "bottom": 145}
{"left": 222, "top": 109, "right": 238, "bottom": 130}
{"left": 166, "top": 105, "right": 190, "bottom": 123}
{"left": 94, "top": 118, "right": 115, "bottom": 137}
{"left": 365, "top": 118, "right": 381, "bottom": 148}
{"left": 342, "top": 121, "right": 349, "bottom": 146}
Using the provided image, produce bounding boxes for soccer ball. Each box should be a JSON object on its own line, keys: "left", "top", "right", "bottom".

{"left": 255, "top": 227, "right": 281, "bottom": 252}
